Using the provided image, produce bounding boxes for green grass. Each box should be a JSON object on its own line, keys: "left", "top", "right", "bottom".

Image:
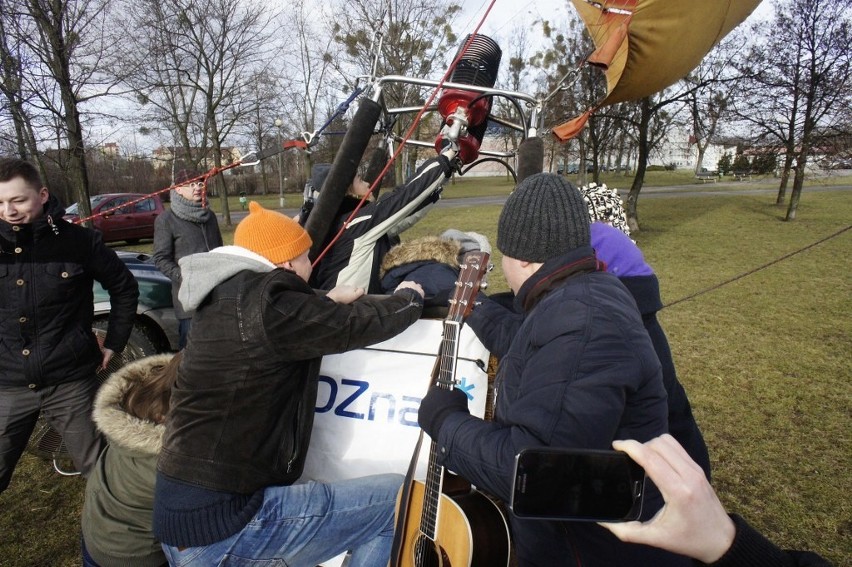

{"left": 1, "top": 188, "right": 849, "bottom": 565}
{"left": 206, "top": 170, "right": 852, "bottom": 214}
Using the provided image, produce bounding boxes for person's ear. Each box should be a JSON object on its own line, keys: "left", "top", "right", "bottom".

{"left": 39, "top": 187, "right": 49, "bottom": 205}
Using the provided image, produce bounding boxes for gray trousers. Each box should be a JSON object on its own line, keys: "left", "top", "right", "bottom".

{"left": 0, "top": 378, "right": 105, "bottom": 492}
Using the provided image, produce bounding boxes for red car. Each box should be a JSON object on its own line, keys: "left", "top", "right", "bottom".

{"left": 64, "top": 192, "right": 165, "bottom": 244}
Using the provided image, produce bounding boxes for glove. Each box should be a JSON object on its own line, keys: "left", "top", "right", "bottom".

{"left": 417, "top": 385, "right": 470, "bottom": 438}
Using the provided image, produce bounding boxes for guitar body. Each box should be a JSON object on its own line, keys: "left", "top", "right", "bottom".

{"left": 395, "top": 479, "right": 510, "bottom": 567}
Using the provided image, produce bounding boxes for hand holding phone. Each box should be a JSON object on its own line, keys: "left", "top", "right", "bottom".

{"left": 510, "top": 447, "right": 645, "bottom": 522}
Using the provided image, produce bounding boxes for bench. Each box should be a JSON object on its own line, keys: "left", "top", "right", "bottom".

{"left": 732, "top": 170, "right": 751, "bottom": 181}
{"left": 695, "top": 171, "right": 717, "bottom": 183}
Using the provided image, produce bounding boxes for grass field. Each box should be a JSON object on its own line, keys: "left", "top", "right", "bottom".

{"left": 205, "top": 169, "right": 852, "bottom": 213}
{"left": 0, "top": 185, "right": 849, "bottom": 565}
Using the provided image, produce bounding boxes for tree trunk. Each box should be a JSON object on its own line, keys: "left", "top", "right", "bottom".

{"left": 626, "top": 98, "right": 651, "bottom": 233}
{"left": 776, "top": 148, "right": 795, "bottom": 205}
{"left": 28, "top": 0, "right": 92, "bottom": 217}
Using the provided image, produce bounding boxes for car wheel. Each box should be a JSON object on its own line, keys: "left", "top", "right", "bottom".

{"left": 92, "top": 319, "right": 160, "bottom": 374}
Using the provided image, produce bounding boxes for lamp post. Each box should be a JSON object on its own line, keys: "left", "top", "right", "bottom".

{"left": 275, "top": 117, "right": 284, "bottom": 208}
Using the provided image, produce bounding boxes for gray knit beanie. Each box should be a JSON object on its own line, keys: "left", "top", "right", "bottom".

{"left": 497, "top": 173, "right": 590, "bottom": 262}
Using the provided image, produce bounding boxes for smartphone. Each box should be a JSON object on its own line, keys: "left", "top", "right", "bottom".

{"left": 510, "top": 447, "right": 645, "bottom": 522}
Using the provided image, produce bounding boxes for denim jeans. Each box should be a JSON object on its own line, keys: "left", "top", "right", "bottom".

{"left": 161, "top": 473, "right": 403, "bottom": 567}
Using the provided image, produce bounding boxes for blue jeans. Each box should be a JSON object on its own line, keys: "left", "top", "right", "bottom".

{"left": 161, "top": 473, "right": 403, "bottom": 567}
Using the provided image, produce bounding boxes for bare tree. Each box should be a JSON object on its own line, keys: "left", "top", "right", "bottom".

{"left": 117, "top": 0, "right": 280, "bottom": 225}
{"left": 733, "top": 0, "right": 851, "bottom": 218}
{"left": 620, "top": 94, "right": 687, "bottom": 232}
{"left": 280, "top": 0, "right": 341, "bottom": 181}
{"left": 2, "top": 0, "right": 122, "bottom": 216}
{"left": 0, "top": 12, "right": 40, "bottom": 164}
{"left": 684, "top": 33, "right": 750, "bottom": 174}
{"left": 331, "top": 0, "right": 463, "bottom": 176}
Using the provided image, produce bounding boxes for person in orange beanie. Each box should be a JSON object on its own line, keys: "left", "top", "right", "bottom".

{"left": 153, "top": 201, "right": 425, "bottom": 566}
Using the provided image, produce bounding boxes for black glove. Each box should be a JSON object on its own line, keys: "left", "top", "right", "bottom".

{"left": 417, "top": 385, "right": 470, "bottom": 438}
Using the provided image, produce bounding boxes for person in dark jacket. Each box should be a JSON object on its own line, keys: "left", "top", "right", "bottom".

{"left": 310, "top": 148, "right": 458, "bottom": 294}
{"left": 601, "top": 435, "right": 832, "bottom": 567}
{"left": 590, "top": 221, "right": 711, "bottom": 480}
{"left": 82, "top": 353, "right": 178, "bottom": 567}
{"left": 152, "top": 169, "right": 223, "bottom": 349}
{"left": 417, "top": 173, "right": 690, "bottom": 567}
{"left": 0, "top": 157, "right": 139, "bottom": 493}
{"left": 378, "top": 229, "right": 491, "bottom": 305}
{"left": 153, "top": 202, "right": 425, "bottom": 567}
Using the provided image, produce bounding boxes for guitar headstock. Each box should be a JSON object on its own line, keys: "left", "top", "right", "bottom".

{"left": 447, "top": 251, "right": 490, "bottom": 323}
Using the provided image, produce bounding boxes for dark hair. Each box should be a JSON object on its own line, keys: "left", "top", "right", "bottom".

{"left": 0, "top": 158, "right": 43, "bottom": 189}
{"left": 120, "top": 352, "right": 182, "bottom": 424}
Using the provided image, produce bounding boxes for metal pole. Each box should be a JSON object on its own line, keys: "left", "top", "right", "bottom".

{"left": 275, "top": 117, "right": 284, "bottom": 208}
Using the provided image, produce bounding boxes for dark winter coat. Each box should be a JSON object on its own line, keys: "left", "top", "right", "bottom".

{"left": 82, "top": 354, "right": 173, "bottom": 567}
{"left": 703, "top": 514, "right": 832, "bottom": 567}
{"left": 152, "top": 206, "right": 222, "bottom": 318}
{"left": 449, "top": 247, "right": 690, "bottom": 567}
{"left": 379, "top": 235, "right": 461, "bottom": 301}
{"left": 154, "top": 247, "right": 423, "bottom": 546}
{"left": 157, "top": 247, "right": 423, "bottom": 494}
{"left": 0, "top": 195, "right": 138, "bottom": 389}
{"left": 311, "top": 155, "right": 454, "bottom": 293}
{"left": 590, "top": 221, "right": 711, "bottom": 479}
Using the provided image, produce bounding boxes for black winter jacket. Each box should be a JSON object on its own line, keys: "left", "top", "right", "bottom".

{"left": 311, "top": 156, "right": 453, "bottom": 293}
{"left": 0, "top": 195, "right": 138, "bottom": 389}
{"left": 157, "top": 248, "right": 423, "bottom": 495}
{"left": 702, "top": 514, "right": 832, "bottom": 567}
{"left": 448, "top": 248, "right": 690, "bottom": 567}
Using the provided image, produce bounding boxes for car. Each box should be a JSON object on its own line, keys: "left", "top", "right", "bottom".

{"left": 64, "top": 192, "right": 165, "bottom": 244}
{"left": 93, "top": 251, "right": 179, "bottom": 357}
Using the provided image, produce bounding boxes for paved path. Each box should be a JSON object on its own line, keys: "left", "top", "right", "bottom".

{"left": 221, "top": 183, "right": 851, "bottom": 223}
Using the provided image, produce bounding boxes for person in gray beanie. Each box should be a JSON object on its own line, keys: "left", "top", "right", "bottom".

{"left": 496, "top": 173, "right": 590, "bottom": 262}
{"left": 417, "top": 173, "right": 690, "bottom": 567}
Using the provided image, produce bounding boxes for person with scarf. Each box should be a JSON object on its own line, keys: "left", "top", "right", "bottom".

{"left": 153, "top": 169, "right": 223, "bottom": 349}
{"left": 0, "top": 157, "right": 138, "bottom": 493}
{"left": 416, "top": 174, "right": 691, "bottom": 566}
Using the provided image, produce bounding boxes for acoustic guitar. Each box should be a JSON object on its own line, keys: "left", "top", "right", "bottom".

{"left": 392, "top": 251, "right": 511, "bottom": 567}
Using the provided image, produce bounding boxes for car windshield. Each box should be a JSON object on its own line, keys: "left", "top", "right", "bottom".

{"left": 65, "top": 195, "right": 111, "bottom": 215}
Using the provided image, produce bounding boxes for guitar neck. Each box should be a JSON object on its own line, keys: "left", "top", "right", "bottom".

{"left": 416, "top": 251, "right": 489, "bottom": 543}
{"left": 419, "top": 319, "right": 460, "bottom": 540}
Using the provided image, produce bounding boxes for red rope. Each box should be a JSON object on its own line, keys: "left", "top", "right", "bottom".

{"left": 72, "top": 148, "right": 287, "bottom": 225}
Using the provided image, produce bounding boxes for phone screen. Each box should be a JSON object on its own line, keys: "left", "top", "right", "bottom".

{"left": 510, "top": 447, "right": 645, "bottom": 522}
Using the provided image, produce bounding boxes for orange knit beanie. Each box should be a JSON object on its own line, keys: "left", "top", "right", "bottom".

{"left": 234, "top": 202, "right": 312, "bottom": 264}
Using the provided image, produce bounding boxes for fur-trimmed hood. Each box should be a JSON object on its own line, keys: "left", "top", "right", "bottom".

{"left": 380, "top": 236, "right": 461, "bottom": 277}
{"left": 92, "top": 354, "right": 174, "bottom": 455}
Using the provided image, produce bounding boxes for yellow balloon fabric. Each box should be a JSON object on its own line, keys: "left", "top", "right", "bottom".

{"left": 570, "top": 0, "right": 762, "bottom": 106}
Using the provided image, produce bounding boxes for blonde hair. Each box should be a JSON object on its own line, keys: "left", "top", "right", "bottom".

{"left": 120, "top": 352, "right": 182, "bottom": 424}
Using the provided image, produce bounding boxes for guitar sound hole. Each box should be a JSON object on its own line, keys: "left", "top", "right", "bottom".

{"left": 413, "top": 534, "right": 445, "bottom": 567}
